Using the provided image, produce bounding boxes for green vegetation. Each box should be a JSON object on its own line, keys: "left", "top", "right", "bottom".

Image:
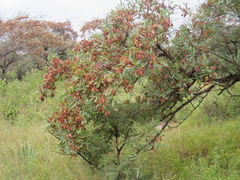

{"left": 138, "top": 115, "right": 240, "bottom": 180}
{"left": 0, "top": 71, "right": 239, "bottom": 179}
{"left": 0, "top": 121, "right": 95, "bottom": 180}
{"left": 0, "top": 0, "right": 239, "bottom": 179}
{"left": 0, "top": 71, "right": 98, "bottom": 180}
{"left": 39, "top": 0, "right": 239, "bottom": 177}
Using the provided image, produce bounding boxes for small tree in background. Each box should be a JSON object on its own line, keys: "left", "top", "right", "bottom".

{"left": 0, "top": 16, "right": 78, "bottom": 80}
{"left": 41, "top": 0, "right": 239, "bottom": 178}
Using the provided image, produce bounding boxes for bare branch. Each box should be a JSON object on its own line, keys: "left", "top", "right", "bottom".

{"left": 135, "top": 84, "right": 215, "bottom": 155}
{"left": 168, "top": 92, "right": 208, "bottom": 129}
{"left": 213, "top": 74, "right": 240, "bottom": 84}
{"left": 155, "top": 43, "right": 174, "bottom": 62}
{"left": 121, "top": 32, "right": 129, "bottom": 47}
{"left": 119, "top": 129, "right": 131, "bottom": 152}
{"left": 226, "top": 88, "right": 240, "bottom": 97}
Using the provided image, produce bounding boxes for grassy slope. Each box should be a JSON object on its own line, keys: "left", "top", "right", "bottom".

{"left": 0, "top": 71, "right": 239, "bottom": 180}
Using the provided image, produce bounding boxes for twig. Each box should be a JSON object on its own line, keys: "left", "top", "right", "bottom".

{"left": 168, "top": 92, "right": 208, "bottom": 129}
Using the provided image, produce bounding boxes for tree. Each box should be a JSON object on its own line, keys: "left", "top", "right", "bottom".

{"left": 41, "top": 0, "right": 239, "bottom": 178}
{"left": 0, "top": 15, "right": 78, "bottom": 80}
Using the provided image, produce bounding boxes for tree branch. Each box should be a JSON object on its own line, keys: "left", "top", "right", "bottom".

{"left": 119, "top": 129, "right": 131, "bottom": 152}
{"left": 0, "top": 47, "right": 18, "bottom": 59}
{"left": 135, "top": 84, "right": 215, "bottom": 155}
{"left": 155, "top": 43, "right": 174, "bottom": 62}
{"left": 168, "top": 92, "right": 208, "bottom": 129}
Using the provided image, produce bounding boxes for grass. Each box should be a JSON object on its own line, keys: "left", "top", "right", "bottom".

{"left": 0, "top": 121, "right": 99, "bottom": 180}
{"left": 136, "top": 115, "right": 240, "bottom": 180}
{"left": 0, "top": 71, "right": 98, "bottom": 180}
{"left": 0, "top": 71, "right": 240, "bottom": 180}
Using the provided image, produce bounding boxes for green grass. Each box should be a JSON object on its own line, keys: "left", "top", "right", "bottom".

{"left": 0, "top": 71, "right": 98, "bottom": 180}
{"left": 0, "top": 121, "right": 94, "bottom": 180}
{"left": 0, "top": 71, "right": 240, "bottom": 180}
{"left": 136, "top": 116, "right": 240, "bottom": 180}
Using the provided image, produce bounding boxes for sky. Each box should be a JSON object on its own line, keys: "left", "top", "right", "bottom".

{"left": 0, "top": 0, "right": 205, "bottom": 31}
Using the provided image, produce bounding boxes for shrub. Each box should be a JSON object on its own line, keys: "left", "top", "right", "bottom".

{"left": 40, "top": 0, "right": 240, "bottom": 178}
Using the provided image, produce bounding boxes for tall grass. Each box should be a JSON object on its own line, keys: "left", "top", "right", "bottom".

{"left": 136, "top": 118, "right": 240, "bottom": 180}
{"left": 0, "top": 121, "right": 94, "bottom": 180}
{"left": 0, "top": 71, "right": 97, "bottom": 180}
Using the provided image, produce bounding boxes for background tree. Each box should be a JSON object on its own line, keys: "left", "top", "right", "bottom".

{"left": 0, "top": 15, "right": 78, "bottom": 80}
{"left": 41, "top": 0, "right": 239, "bottom": 178}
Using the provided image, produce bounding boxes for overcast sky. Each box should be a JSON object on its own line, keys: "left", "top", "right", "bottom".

{"left": 0, "top": 0, "right": 205, "bottom": 31}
